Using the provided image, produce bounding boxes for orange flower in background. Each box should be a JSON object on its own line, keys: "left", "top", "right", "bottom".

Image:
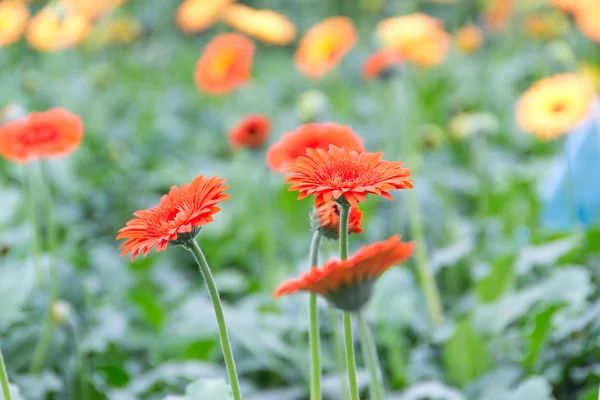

{"left": 523, "top": 12, "right": 568, "bottom": 39}
{"left": 454, "top": 24, "right": 483, "bottom": 53}
{"left": 517, "top": 74, "right": 596, "bottom": 141}
{"left": 274, "top": 235, "right": 415, "bottom": 311}
{"left": 376, "top": 13, "right": 449, "bottom": 68}
{"left": 266, "top": 123, "right": 365, "bottom": 173}
{"left": 66, "top": 0, "right": 127, "bottom": 20}
{"left": 0, "top": 108, "right": 84, "bottom": 163}
{"left": 296, "top": 17, "right": 357, "bottom": 78}
{"left": 312, "top": 201, "right": 363, "bottom": 239}
{"left": 117, "top": 175, "right": 231, "bottom": 261}
{"left": 0, "top": 0, "right": 29, "bottom": 47}
{"left": 550, "top": 0, "right": 596, "bottom": 13}
{"left": 26, "top": 2, "right": 90, "bottom": 52}
{"left": 222, "top": 4, "right": 296, "bottom": 45}
{"left": 482, "top": 0, "right": 513, "bottom": 31}
{"left": 286, "top": 145, "right": 413, "bottom": 206}
{"left": 176, "top": 0, "right": 232, "bottom": 34}
{"left": 195, "top": 32, "right": 254, "bottom": 94}
{"left": 575, "top": 3, "right": 600, "bottom": 43}
{"left": 229, "top": 114, "right": 270, "bottom": 150}
{"left": 362, "top": 49, "right": 403, "bottom": 81}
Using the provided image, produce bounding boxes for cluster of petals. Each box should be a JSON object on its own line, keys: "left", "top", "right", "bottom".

{"left": 26, "top": 2, "right": 90, "bottom": 52}
{"left": 313, "top": 201, "right": 363, "bottom": 239}
{"left": 228, "top": 114, "right": 270, "bottom": 150}
{"left": 362, "top": 49, "right": 403, "bottom": 81}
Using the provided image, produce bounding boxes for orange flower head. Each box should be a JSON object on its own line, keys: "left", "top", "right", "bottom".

{"left": 312, "top": 201, "right": 363, "bottom": 240}
{"left": 517, "top": 73, "right": 596, "bottom": 141}
{"left": 194, "top": 32, "right": 255, "bottom": 95}
{"left": 0, "top": 0, "right": 29, "bottom": 47}
{"left": 266, "top": 123, "right": 365, "bottom": 173}
{"left": 285, "top": 145, "right": 413, "bottom": 206}
{"left": 0, "top": 108, "right": 84, "bottom": 163}
{"left": 176, "top": 0, "right": 232, "bottom": 35}
{"left": 523, "top": 12, "right": 568, "bottom": 39}
{"left": 222, "top": 4, "right": 296, "bottom": 45}
{"left": 551, "top": 0, "right": 595, "bottom": 13}
{"left": 575, "top": 2, "right": 600, "bottom": 43}
{"left": 117, "top": 175, "right": 231, "bottom": 261}
{"left": 229, "top": 114, "right": 270, "bottom": 150}
{"left": 482, "top": 0, "right": 513, "bottom": 31}
{"left": 26, "top": 2, "right": 90, "bottom": 52}
{"left": 274, "top": 235, "right": 415, "bottom": 311}
{"left": 295, "top": 17, "right": 357, "bottom": 78}
{"left": 362, "top": 49, "right": 403, "bottom": 81}
{"left": 454, "top": 24, "right": 483, "bottom": 53}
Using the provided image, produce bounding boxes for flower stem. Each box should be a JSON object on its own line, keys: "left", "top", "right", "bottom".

{"left": 0, "top": 347, "right": 11, "bottom": 400}
{"left": 308, "top": 231, "right": 323, "bottom": 400}
{"left": 338, "top": 203, "right": 360, "bottom": 400}
{"left": 357, "top": 312, "right": 385, "bottom": 400}
{"left": 328, "top": 306, "right": 350, "bottom": 400}
{"left": 24, "top": 166, "right": 42, "bottom": 286}
{"left": 185, "top": 239, "right": 243, "bottom": 400}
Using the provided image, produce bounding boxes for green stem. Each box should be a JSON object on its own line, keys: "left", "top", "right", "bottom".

{"left": 67, "top": 318, "right": 88, "bottom": 400}
{"left": 328, "top": 307, "right": 350, "bottom": 400}
{"left": 0, "top": 347, "right": 11, "bottom": 400}
{"left": 24, "top": 166, "right": 42, "bottom": 286}
{"left": 185, "top": 240, "right": 243, "bottom": 400}
{"left": 308, "top": 231, "right": 323, "bottom": 400}
{"left": 357, "top": 312, "right": 385, "bottom": 400}
{"left": 338, "top": 203, "right": 359, "bottom": 400}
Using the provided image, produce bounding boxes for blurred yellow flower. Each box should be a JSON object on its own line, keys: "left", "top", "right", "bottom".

{"left": 578, "top": 63, "right": 600, "bottom": 90}
{"left": 523, "top": 12, "right": 568, "bottom": 39}
{"left": 98, "top": 16, "right": 141, "bottom": 45}
{"left": 26, "top": 2, "right": 90, "bottom": 52}
{"left": 575, "top": 2, "right": 600, "bottom": 43}
{"left": 376, "top": 13, "right": 449, "bottom": 68}
{"left": 0, "top": 0, "right": 29, "bottom": 47}
{"left": 222, "top": 4, "right": 296, "bottom": 45}
{"left": 454, "top": 24, "right": 483, "bottom": 53}
{"left": 176, "top": 0, "right": 232, "bottom": 34}
{"left": 66, "top": 0, "right": 127, "bottom": 20}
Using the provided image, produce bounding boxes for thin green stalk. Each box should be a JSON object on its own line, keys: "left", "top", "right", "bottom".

{"left": 67, "top": 318, "right": 88, "bottom": 400}
{"left": 357, "top": 313, "right": 385, "bottom": 400}
{"left": 24, "top": 166, "right": 42, "bottom": 286}
{"left": 185, "top": 240, "right": 243, "bottom": 400}
{"left": 308, "top": 231, "right": 323, "bottom": 400}
{"left": 328, "top": 306, "right": 350, "bottom": 400}
{"left": 0, "top": 347, "right": 11, "bottom": 400}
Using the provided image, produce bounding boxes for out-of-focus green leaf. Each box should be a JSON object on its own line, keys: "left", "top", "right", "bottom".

{"left": 13, "top": 372, "right": 62, "bottom": 400}
{"left": 0, "top": 263, "right": 35, "bottom": 330}
{"left": 475, "top": 254, "right": 516, "bottom": 303}
{"left": 524, "top": 305, "right": 561, "bottom": 372}
{"left": 444, "top": 319, "right": 492, "bottom": 387}
{"left": 391, "top": 380, "right": 464, "bottom": 400}
{"left": 515, "top": 236, "right": 580, "bottom": 274}
{"left": 184, "top": 379, "right": 232, "bottom": 400}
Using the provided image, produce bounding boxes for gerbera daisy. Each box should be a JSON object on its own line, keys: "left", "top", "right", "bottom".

{"left": 228, "top": 114, "right": 270, "bottom": 150}
{"left": 516, "top": 74, "right": 596, "bottom": 141}
{"left": 176, "top": 0, "right": 232, "bottom": 35}
{"left": 266, "top": 123, "right": 364, "bottom": 173}
{"left": 575, "top": 2, "right": 600, "bottom": 43}
{"left": 0, "top": 108, "right": 84, "bottom": 163}
{"left": 222, "top": 4, "right": 296, "bottom": 45}
{"left": 361, "top": 49, "right": 403, "bottom": 81}
{"left": 312, "top": 201, "right": 363, "bottom": 239}
{"left": 26, "top": 2, "right": 90, "bottom": 52}
{"left": 274, "top": 235, "right": 415, "bottom": 312}
{"left": 117, "top": 175, "right": 230, "bottom": 261}
{"left": 0, "top": 0, "right": 29, "bottom": 48}
{"left": 194, "top": 33, "right": 255, "bottom": 94}
{"left": 454, "top": 24, "right": 483, "bottom": 54}
{"left": 295, "top": 17, "right": 357, "bottom": 78}
{"left": 286, "top": 145, "right": 413, "bottom": 206}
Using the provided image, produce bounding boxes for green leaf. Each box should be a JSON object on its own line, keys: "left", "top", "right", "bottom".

{"left": 475, "top": 254, "right": 516, "bottom": 303}
{"left": 444, "top": 319, "right": 492, "bottom": 387}
{"left": 524, "top": 305, "right": 561, "bottom": 372}
{"left": 185, "top": 379, "right": 232, "bottom": 400}
{"left": 0, "top": 263, "right": 35, "bottom": 330}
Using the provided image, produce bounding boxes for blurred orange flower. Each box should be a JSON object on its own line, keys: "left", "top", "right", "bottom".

{"left": 313, "top": 201, "right": 363, "bottom": 239}
{"left": 26, "top": 2, "right": 90, "bottom": 52}
{"left": 376, "top": 13, "right": 449, "bottom": 68}
{"left": 194, "top": 32, "right": 254, "bottom": 94}
{"left": 523, "top": 12, "right": 568, "bottom": 39}
{"left": 66, "top": 0, "right": 127, "bottom": 20}
{"left": 274, "top": 235, "right": 415, "bottom": 311}
{"left": 517, "top": 74, "right": 596, "bottom": 141}
{"left": 0, "top": 108, "right": 84, "bottom": 163}
{"left": 286, "top": 145, "right": 413, "bottom": 206}
{"left": 482, "top": 0, "right": 513, "bottom": 31}
{"left": 222, "top": 4, "right": 296, "bottom": 45}
{"left": 575, "top": 3, "right": 600, "bottom": 43}
{"left": 550, "top": 0, "right": 595, "bottom": 13}
{"left": 0, "top": 0, "right": 29, "bottom": 47}
{"left": 362, "top": 49, "right": 403, "bottom": 81}
{"left": 295, "top": 17, "right": 357, "bottom": 78}
{"left": 454, "top": 24, "right": 483, "bottom": 53}
{"left": 117, "top": 175, "right": 230, "bottom": 261}
{"left": 176, "top": 0, "right": 232, "bottom": 35}
{"left": 266, "top": 123, "right": 364, "bottom": 173}
{"left": 229, "top": 114, "right": 270, "bottom": 150}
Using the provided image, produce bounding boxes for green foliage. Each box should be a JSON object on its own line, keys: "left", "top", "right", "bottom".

{"left": 444, "top": 319, "right": 492, "bottom": 388}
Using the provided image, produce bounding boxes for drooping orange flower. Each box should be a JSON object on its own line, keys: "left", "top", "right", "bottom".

{"left": 0, "top": 0, "right": 29, "bottom": 47}
{"left": 295, "top": 17, "right": 357, "bottom": 78}
{"left": 575, "top": 3, "right": 600, "bottom": 43}
{"left": 376, "top": 13, "right": 449, "bottom": 68}
{"left": 222, "top": 4, "right": 296, "bottom": 45}
{"left": 176, "top": 0, "right": 232, "bottom": 35}
{"left": 0, "top": 108, "right": 84, "bottom": 163}
{"left": 66, "top": 0, "right": 128, "bottom": 20}
{"left": 229, "top": 114, "right": 270, "bottom": 150}
{"left": 362, "top": 49, "right": 403, "bottom": 81}
{"left": 454, "top": 24, "right": 483, "bottom": 53}
{"left": 194, "top": 32, "right": 254, "bottom": 94}
{"left": 312, "top": 201, "right": 363, "bottom": 239}
{"left": 117, "top": 175, "right": 231, "bottom": 261}
{"left": 482, "top": 0, "right": 513, "bottom": 31}
{"left": 274, "top": 235, "right": 415, "bottom": 311}
{"left": 26, "top": 2, "right": 90, "bottom": 52}
{"left": 266, "top": 123, "right": 364, "bottom": 173}
{"left": 286, "top": 145, "right": 413, "bottom": 206}
{"left": 516, "top": 74, "right": 596, "bottom": 141}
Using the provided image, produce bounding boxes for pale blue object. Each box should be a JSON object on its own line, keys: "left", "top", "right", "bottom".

{"left": 539, "top": 100, "right": 600, "bottom": 230}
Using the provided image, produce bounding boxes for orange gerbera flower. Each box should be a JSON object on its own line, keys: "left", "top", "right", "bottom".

{"left": 454, "top": 24, "right": 483, "bottom": 53}
{"left": 26, "top": 2, "right": 90, "bottom": 52}
{"left": 286, "top": 145, "right": 413, "bottom": 206}
{"left": 117, "top": 175, "right": 230, "bottom": 261}
{"left": 266, "top": 123, "right": 365, "bottom": 173}
{"left": 516, "top": 74, "right": 596, "bottom": 141}
{"left": 274, "top": 235, "right": 415, "bottom": 311}
{"left": 176, "top": 0, "right": 232, "bottom": 35}
{"left": 0, "top": 108, "right": 84, "bottom": 163}
{"left": 229, "top": 114, "right": 270, "bottom": 150}
{"left": 482, "top": 0, "right": 513, "bottom": 31}
{"left": 0, "top": 0, "right": 29, "bottom": 47}
{"left": 295, "top": 17, "right": 357, "bottom": 78}
{"left": 362, "top": 49, "right": 403, "bottom": 81}
{"left": 194, "top": 32, "right": 254, "bottom": 94}
{"left": 575, "top": 3, "right": 600, "bottom": 43}
{"left": 312, "top": 201, "right": 363, "bottom": 239}
{"left": 222, "top": 4, "right": 296, "bottom": 45}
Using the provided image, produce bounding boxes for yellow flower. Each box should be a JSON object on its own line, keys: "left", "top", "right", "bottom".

{"left": 176, "top": 0, "right": 232, "bottom": 34}
{"left": 578, "top": 63, "right": 600, "bottom": 90}
{"left": 222, "top": 4, "right": 296, "bottom": 45}
{"left": 26, "top": 2, "right": 90, "bottom": 52}
{"left": 0, "top": 0, "right": 29, "bottom": 47}
{"left": 454, "top": 24, "right": 483, "bottom": 53}
{"left": 575, "top": 2, "right": 600, "bottom": 43}
{"left": 516, "top": 74, "right": 597, "bottom": 141}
